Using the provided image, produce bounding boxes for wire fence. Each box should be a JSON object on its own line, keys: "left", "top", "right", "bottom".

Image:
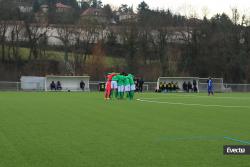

{"left": 224, "top": 83, "right": 250, "bottom": 92}
{"left": 0, "top": 81, "right": 20, "bottom": 91}
{"left": 1, "top": 81, "right": 250, "bottom": 92}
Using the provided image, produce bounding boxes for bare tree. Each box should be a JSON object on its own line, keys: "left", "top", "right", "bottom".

{"left": 89, "top": 41, "right": 106, "bottom": 80}
{"left": 0, "top": 21, "right": 8, "bottom": 62}
{"left": 55, "top": 20, "right": 104, "bottom": 74}
{"left": 138, "top": 27, "right": 150, "bottom": 65}
{"left": 7, "top": 21, "right": 24, "bottom": 63}
{"left": 231, "top": 7, "right": 240, "bottom": 25}
{"left": 24, "top": 21, "right": 49, "bottom": 60}
{"left": 72, "top": 21, "right": 103, "bottom": 73}
{"left": 150, "top": 28, "right": 170, "bottom": 76}
{"left": 119, "top": 23, "right": 139, "bottom": 73}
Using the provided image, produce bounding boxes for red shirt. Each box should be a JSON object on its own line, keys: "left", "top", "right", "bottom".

{"left": 107, "top": 74, "right": 116, "bottom": 81}
{"left": 106, "top": 81, "right": 111, "bottom": 90}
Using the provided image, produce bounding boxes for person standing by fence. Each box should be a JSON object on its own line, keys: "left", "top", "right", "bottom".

{"left": 139, "top": 78, "right": 144, "bottom": 92}
{"left": 80, "top": 80, "right": 85, "bottom": 91}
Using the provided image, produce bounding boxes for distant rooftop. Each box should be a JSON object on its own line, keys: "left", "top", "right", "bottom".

{"left": 55, "top": 3, "right": 71, "bottom": 9}
{"left": 81, "top": 8, "right": 104, "bottom": 16}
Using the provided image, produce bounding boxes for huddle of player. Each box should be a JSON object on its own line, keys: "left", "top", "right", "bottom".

{"left": 105, "top": 72, "right": 135, "bottom": 100}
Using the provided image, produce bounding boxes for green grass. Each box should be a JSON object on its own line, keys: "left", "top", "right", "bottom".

{"left": 0, "top": 92, "right": 250, "bottom": 167}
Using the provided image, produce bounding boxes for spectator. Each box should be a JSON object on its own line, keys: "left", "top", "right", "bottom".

{"left": 193, "top": 80, "right": 198, "bottom": 93}
{"left": 174, "top": 82, "right": 179, "bottom": 92}
{"left": 164, "top": 82, "right": 168, "bottom": 93}
{"left": 188, "top": 81, "right": 192, "bottom": 92}
{"left": 168, "top": 82, "right": 171, "bottom": 92}
{"left": 80, "top": 80, "right": 85, "bottom": 91}
{"left": 99, "top": 82, "right": 105, "bottom": 92}
{"left": 159, "top": 82, "right": 163, "bottom": 92}
{"left": 182, "top": 81, "right": 188, "bottom": 92}
{"left": 170, "top": 81, "right": 174, "bottom": 92}
{"left": 135, "top": 78, "right": 139, "bottom": 92}
{"left": 56, "top": 81, "right": 62, "bottom": 90}
{"left": 138, "top": 78, "right": 144, "bottom": 92}
{"left": 50, "top": 81, "right": 56, "bottom": 90}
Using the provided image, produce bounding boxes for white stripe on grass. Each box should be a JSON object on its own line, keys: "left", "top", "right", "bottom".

{"left": 156, "top": 136, "right": 250, "bottom": 144}
{"left": 136, "top": 98, "right": 250, "bottom": 109}
{"left": 143, "top": 94, "right": 250, "bottom": 100}
{"left": 224, "top": 136, "right": 250, "bottom": 144}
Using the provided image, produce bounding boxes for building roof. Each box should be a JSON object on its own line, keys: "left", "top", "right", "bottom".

{"left": 81, "top": 8, "right": 105, "bottom": 16}
{"left": 55, "top": 3, "right": 71, "bottom": 9}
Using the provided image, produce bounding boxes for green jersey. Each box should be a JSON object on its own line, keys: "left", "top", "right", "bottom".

{"left": 112, "top": 75, "right": 118, "bottom": 81}
{"left": 128, "top": 74, "right": 134, "bottom": 85}
{"left": 124, "top": 76, "right": 130, "bottom": 86}
{"left": 117, "top": 75, "right": 124, "bottom": 86}
{"left": 121, "top": 75, "right": 126, "bottom": 86}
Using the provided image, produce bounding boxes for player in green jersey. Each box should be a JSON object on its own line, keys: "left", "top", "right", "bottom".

{"left": 124, "top": 74, "right": 131, "bottom": 99}
{"left": 111, "top": 73, "right": 118, "bottom": 99}
{"left": 128, "top": 74, "right": 135, "bottom": 100}
{"left": 116, "top": 74, "right": 124, "bottom": 99}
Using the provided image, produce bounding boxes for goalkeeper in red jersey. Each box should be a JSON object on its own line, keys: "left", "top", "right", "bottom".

{"left": 105, "top": 73, "right": 116, "bottom": 100}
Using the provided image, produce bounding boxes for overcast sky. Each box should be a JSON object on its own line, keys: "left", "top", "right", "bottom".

{"left": 101, "top": 0, "right": 250, "bottom": 18}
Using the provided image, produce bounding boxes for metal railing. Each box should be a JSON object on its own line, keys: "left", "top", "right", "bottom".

{"left": 89, "top": 81, "right": 157, "bottom": 92}
{"left": 224, "top": 83, "right": 250, "bottom": 92}
{"left": 1, "top": 81, "right": 250, "bottom": 92}
{"left": 143, "top": 82, "right": 157, "bottom": 92}
{"left": 0, "top": 81, "right": 20, "bottom": 91}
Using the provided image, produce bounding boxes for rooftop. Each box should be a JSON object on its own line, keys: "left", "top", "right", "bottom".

{"left": 55, "top": 3, "right": 71, "bottom": 9}
{"left": 81, "top": 8, "right": 105, "bottom": 16}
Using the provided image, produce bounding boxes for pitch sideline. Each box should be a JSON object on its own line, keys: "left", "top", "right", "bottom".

{"left": 136, "top": 98, "right": 250, "bottom": 109}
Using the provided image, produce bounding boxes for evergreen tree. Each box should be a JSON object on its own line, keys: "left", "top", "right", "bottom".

{"left": 89, "top": 0, "right": 102, "bottom": 8}
{"left": 33, "top": 0, "right": 41, "bottom": 13}
{"left": 80, "top": 1, "right": 90, "bottom": 10}
{"left": 137, "top": 1, "right": 149, "bottom": 15}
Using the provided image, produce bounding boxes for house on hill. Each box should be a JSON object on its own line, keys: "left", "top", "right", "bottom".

{"left": 16, "top": 0, "right": 33, "bottom": 13}
{"left": 35, "top": 4, "right": 49, "bottom": 24}
{"left": 80, "top": 8, "right": 109, "bottom": 24}
{"left": 40, "top": 4, "right": 49, "bottom": 13}
{"left": 116, "top": 12, "right": 137, "bottom": 23}
{"left": 55, "top": 2, "right": 72, "bottom": 13}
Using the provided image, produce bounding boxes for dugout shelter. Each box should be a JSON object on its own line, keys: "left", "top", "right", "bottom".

{"left": 157, "top": 77, "right": 199, "bottom": 92}
{"left": 20, "top": 76, "right": 45, "bottom": 91}
{"left": 45, "top": 75, "right": 90, "bottom": 91}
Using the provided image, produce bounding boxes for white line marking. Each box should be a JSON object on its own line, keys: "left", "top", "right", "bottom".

{"left": 136, "top": 98, "right": 250, "bottom": 109}
{"left": 145, "top": 94, "right": 250, "bottom": 100}
{"left": 224, "top": 136, "right": 250, "bottom": 144}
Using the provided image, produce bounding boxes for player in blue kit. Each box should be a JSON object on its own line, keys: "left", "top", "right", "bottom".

{"left": 207, "top": 77, "right": 214, "bottom": 96}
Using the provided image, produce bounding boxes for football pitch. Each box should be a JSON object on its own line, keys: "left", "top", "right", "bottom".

{"left": 0, "top": 92, "right": 250, "bottom": 167}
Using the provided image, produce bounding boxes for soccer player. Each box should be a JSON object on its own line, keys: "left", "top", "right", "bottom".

{"left": 124, "top": 74, "right": 130, "bottom": 99}
{"left": 128, "top": 74, "right": 135, "bottom": 100}
{"left": 111, "top": 73, "right": 118, "bottom": 99}
{"left": 120, "top": 74, "right": 126, "bottom": 99}
{"left": 116, "top": 73, "right": 124, "bottom": 99}
{"left": 105, "top": 78, "right": 111, "bottom": 100}
{"left": 208, "top": 77, "right": 214, "bottom": 96}
{"left": 105, "top": 73, "right": 116, "bottom": 100}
